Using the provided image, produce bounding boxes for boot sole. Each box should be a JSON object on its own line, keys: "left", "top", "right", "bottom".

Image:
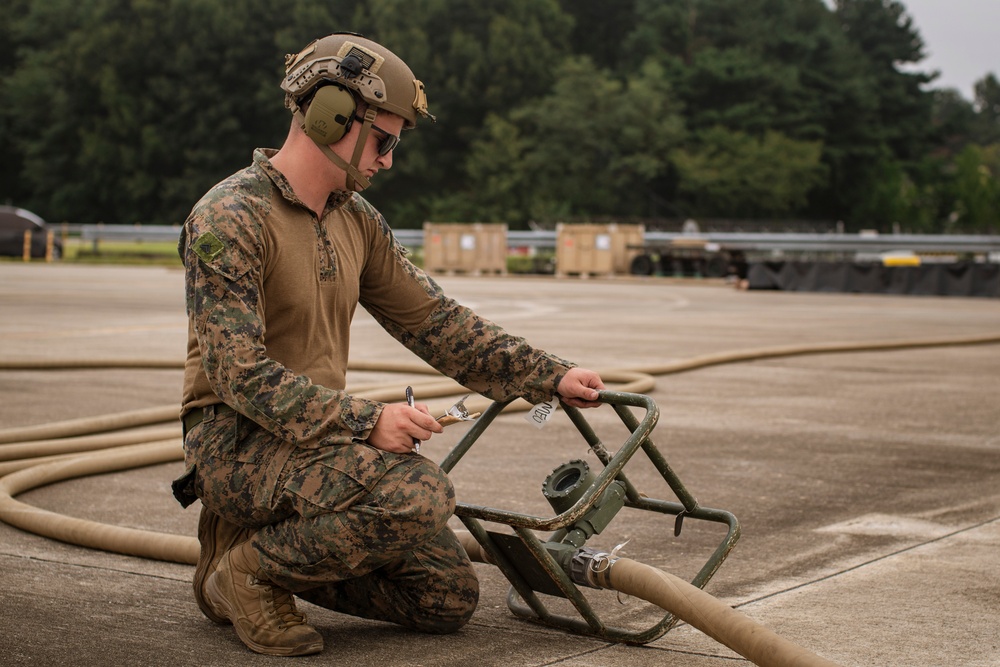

{"left": 205, "top": 573, "right": 324, "bottom": 657}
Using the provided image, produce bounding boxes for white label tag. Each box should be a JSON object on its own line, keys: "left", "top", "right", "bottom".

{"left": 524, "top": 400, "right": 558, "bottom": 429}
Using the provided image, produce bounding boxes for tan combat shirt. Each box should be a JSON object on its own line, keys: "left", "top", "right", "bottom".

{"left": 180, "top": 149, "right": 573, "bottom": 447}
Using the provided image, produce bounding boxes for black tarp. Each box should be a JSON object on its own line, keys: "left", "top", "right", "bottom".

{"left": 747, "top": 261, "right": 1000, "bottom": 298}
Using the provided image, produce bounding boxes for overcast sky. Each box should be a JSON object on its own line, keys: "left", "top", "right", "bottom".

{"left": 890, "top": 0, "right": 999, "bottom": 100}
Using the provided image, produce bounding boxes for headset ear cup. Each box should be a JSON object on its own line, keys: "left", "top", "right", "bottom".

{"left": 302, "top": 85, "right": 356, "bottom": 144}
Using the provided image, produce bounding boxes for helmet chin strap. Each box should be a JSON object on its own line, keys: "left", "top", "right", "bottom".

{"left": 292, "top": 110, "right": 372, "bottom": 191}
{"left": 346, "top": 108, "right": 379, "bottom": 192}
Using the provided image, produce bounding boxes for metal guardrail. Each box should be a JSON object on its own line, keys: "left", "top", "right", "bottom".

{"left": 72, "top": 225, "right": 559, "bottom": 250}
{"left": 71, "top": 224, "right": 1000, "bottom": 256}
{"left": 412, "top": 229, "right": 1000, "bottom": 254}
{"left": 641, "top": 231, "right": 1000, "bottom": 254}
{"left": 393, "top": 229, "right": 558, "bottom": 249}
{"left": 79, "top": 224, "right": 183, "bottom": 243}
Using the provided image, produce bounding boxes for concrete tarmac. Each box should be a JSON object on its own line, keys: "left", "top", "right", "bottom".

{"left": 0, "top": 263, "right": 998, "bottom": 667}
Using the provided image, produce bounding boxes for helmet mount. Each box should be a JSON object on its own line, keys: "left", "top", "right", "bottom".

{"left": 340, "top": 54, "right": 363, "bottom": 80}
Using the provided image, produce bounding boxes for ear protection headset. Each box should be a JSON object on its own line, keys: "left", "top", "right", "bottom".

{"left": 302, "top": 84, "right": 357, "bottom": 145}
{"left": 297, "top": 80, "right": 374, "bottom": 190}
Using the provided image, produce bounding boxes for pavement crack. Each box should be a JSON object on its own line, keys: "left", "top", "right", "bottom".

{"left": 0, "top": 550, "right": 189, "bottom": 584}
{"left": 731, "top": 514, "right": 1000, "bottom": 610}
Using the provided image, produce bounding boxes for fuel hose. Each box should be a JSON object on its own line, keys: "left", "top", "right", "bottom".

{"left": 1, "top": 333, "right": 998, "bottom": 666}
{"left": 2, "top": 333, "right": 996, "bottom": 560}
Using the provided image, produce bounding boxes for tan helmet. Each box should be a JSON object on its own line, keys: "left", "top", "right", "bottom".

{"left": 281, "top": 32, "right": 433, "bottom": 129}
{"left": 280, "top": 33, "right": 433, "bottom": 191}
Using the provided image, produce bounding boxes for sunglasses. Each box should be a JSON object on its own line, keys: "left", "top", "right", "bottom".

{"left": 354, "top": 115, "right": 400, "bottom": 156}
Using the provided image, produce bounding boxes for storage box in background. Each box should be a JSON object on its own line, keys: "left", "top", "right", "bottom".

{"left": 423, "top": 223, "right": 508, "bottom": 275}
{"left": 555, "top": 223, "right": 644, "bottom": 277}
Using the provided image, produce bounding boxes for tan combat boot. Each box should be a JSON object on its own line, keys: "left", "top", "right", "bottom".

{"left": 194, "top": 505, "right": 252, "bottom": 624}
{"left": 205, "top": 541, "right": 324, "bottom": 656}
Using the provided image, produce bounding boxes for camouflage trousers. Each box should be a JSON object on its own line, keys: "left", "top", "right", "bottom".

{"left": 183, "top": 407, "right": 479, "bottom": 633}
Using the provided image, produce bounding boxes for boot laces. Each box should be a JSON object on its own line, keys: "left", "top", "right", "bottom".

{"left": 252, "top": 576, "right": 307, "bottom": 628}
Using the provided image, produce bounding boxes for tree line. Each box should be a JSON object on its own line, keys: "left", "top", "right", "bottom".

{"left": 1, "top": 0, "right": 998, "bottom": 232}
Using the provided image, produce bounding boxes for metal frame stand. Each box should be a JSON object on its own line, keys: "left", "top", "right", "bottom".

{"left": 438, "top": 390, "right": 741, "bottom": 645}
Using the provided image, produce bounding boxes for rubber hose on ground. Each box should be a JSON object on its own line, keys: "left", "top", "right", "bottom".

{"left": 0, "top": 440, "right": 198, "bottom": 565}
{"left": 0, "top": 425, "right": 181, "bottom": 462}
{"left": 0, "top": 333, "right": 997, "bottom": 658}
{"left": 455, "top": 532, "right": 842, "bottom": 667}
{"left": 0, "top": 335, "right": 996, "bottom": 563}
{"left": 0, "top": 405, "right": 180, "bottom": 445}
{"left": 0, "top": 371, "right": 654, "bottom": 452}
{"left": 594, "top": 557, "right": 842, "bottom": 667}
{"left": 628, "top": 333, "right": 1000, "bottom": 377}
{"left": 0, "top": 368, "right": 654, "bottom": 559}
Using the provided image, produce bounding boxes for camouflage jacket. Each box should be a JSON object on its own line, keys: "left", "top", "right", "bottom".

{"left": 180, "top": 149, "right": 574, "bottom": 447}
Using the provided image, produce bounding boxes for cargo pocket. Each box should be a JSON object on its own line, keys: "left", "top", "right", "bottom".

{"left": 278, "top": 443, "right": 391, "bottom": 569}
{"left": 193, "top": 410, "right": 278, "bottom": 525}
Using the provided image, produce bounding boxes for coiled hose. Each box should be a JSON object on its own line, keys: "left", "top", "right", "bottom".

{"left": 0, "top": 363, "right": 653, "bottom": 564}
{"left": 2, "top": 333, "right": 998, "bottom": 666}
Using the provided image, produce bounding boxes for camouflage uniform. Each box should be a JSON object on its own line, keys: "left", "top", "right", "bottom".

{"left": 175, "top": 148, "right": 574, "bottom": 632}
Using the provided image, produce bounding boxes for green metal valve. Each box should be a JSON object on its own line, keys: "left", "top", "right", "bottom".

{"left": 543, "top": 459, "right": 627, "bottom": 550}
{"left": 542, "top": 460, "right": 594, "bottom": 514}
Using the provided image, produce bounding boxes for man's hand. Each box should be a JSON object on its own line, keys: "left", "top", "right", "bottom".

{"left": 368, "top": 402, "right": 443, "bottom": 454}
{"left": 557, "top": 367, "right": 605, "bottom": 409}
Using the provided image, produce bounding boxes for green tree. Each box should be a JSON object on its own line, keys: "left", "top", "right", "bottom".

{"left": 560, "top": 0, "right": 641, "bottom": 70}
{"left": 823, "top": 0, "right": 936, "bottom": 227}
{"left": 972, "top": 73, "right": 1000, "bottom": 146}
{"left": 606, "top": 0, "right": 922, "bottom": 225}
{"left": 672, "top": 126, "right": 827, "bottom": 217}
{"left": 456, "top": 56, "right": 685, "bottom": 226}
{"left": 618, "top": 0, "right": 859, "bottom": 142}
{"left": 619, "top": 0, "right": 692, "bottom": 65}
{"left": 834, "top": 0, "right": 934, "bottom": 161}
{"left": 0, "top": 0, "right": 978, "bottom": 230}
{"left": 0, "top": 0, "right": 33, "bottom": 207}
{"left": 948, "top": 144, "right": 1000, "bottom": 232}
{"left": 931, "top": 88, "right": 977, "bottom": 155}
{"left": 3, "top": 0, "right": 332, "bottom": 225}
{"left": 348, "top": 0, "right": 575, "bottom": 227}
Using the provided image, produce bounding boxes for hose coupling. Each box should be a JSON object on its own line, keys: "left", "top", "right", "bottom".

{"left": 569, "top": 547, "right": 619, "bottom": 589}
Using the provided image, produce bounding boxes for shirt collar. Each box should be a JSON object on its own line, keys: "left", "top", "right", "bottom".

{"left": 253, "top": 148, "right": 353, "bottom": 215}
